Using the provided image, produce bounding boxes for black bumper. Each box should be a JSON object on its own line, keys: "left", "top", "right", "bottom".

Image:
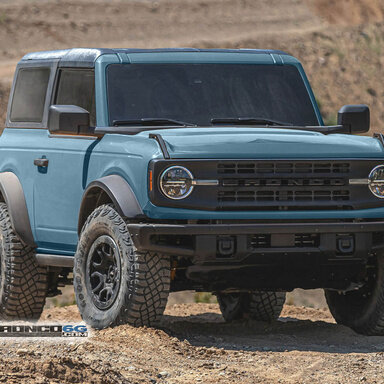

{"left": 127, "top": 221, "right": 384, "bottom": 260}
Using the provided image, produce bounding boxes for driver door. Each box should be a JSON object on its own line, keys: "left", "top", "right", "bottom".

{"left": 33, "top": 68, "right": 97, "bottom": 254}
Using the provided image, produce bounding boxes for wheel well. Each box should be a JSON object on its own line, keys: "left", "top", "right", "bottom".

{"left": 78, "top": 187, "right": 113, "bottom": 233}
{"left": 78, "top": 175, "right": 145, "bottom": 234}
{"left": 0, "top": 172, "right": 36, "bottom": 246}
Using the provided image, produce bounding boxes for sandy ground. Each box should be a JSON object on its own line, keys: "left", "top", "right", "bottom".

{"left": 0, "top": 303, "right": 383, "bottom": 384}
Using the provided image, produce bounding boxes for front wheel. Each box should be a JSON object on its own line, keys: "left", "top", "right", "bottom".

{"left": 74, "top": 204, "right": 170, "bottom": 329}
{"left": 217, "top": 291, "right": 286, "bottom": 322}
{"left": 325, "top": 254, "right": 384, "bottom": 335}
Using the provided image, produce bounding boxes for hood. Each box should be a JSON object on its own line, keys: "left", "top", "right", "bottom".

{"left": 139, "top": 127, "right": 384, "bottom": 159}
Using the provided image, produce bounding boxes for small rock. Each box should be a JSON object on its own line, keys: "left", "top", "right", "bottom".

{"left": 16, "top": 349, "right": 30, "bottom": 356}
{"left": 158, "top": 371, "right": 169, "bottom": 378}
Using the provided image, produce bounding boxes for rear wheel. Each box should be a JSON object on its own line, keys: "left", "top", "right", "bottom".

{"left": 217, "top": 291, "right": 286, "bottom": 322}
{"left": 325, "top": 254, "right": 384, "bottom": 335}
{"left": 74, "top": 204, "right": 170, "bottom": 329}
{"left": 0, "top": 202, "right": 47, "bottom": 320}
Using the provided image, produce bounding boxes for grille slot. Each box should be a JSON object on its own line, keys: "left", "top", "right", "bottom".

{"left": 249, "top": 233, "right": 320, "bottom": 249}
{"left": 295, "top": 234, "right": 320, "bottom": 247}
{"left": 218, "top": 189, "right": 350, "bottom": 203}
{"left": 250, "top": 234, "right": 271, "bottom": 248}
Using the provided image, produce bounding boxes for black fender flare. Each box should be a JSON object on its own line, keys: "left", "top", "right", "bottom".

{"left": 78, "top": 175, "right": 145, "bottom": 234}
{"left": 0, "top": 172, "right": 36, "bottom": 247}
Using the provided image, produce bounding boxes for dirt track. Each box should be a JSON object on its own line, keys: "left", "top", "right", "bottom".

{"left": 0, "top": 303, "right": 383, "bottom": 384}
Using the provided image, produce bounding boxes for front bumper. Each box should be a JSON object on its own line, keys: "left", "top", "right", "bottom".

{"left": 128, "top": 221, "right": 384, "bottom": 260}
{"left": 128, "top": 221, "right": 384, "bottom": 290}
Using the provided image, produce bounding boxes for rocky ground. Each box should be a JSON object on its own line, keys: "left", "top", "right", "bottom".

{"left": 0, "top": 303, "right": 384, "bottom": 384}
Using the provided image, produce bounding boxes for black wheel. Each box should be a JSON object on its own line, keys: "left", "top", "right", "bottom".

{"left": 0, "top": 202, "right": 47, "bottom": 320}
{"left": 217, "top": 291, "right": 286, "bottom": 322}
{"left": 74, "top": 204, "right": 170, "bottom": 329}
{"left": 325, "top": 254, "right": 384, "bottom": 335}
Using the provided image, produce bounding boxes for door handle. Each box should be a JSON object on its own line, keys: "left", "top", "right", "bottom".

{"left": 34, "top": 158, "right": 49, "bottom": 167}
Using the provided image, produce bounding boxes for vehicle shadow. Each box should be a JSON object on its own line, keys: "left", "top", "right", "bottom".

{"left": 160, "top": 311, "right": 384, "bottom": 354}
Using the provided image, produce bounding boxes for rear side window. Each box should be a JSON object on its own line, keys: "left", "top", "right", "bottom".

{"left": 10, "top": 67, "right": 50, "bottom": 122}
{"left": 55, "top": 69, "right": 96, "bottom": 126}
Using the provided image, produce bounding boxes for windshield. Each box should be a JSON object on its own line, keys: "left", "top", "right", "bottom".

{"left": 107, "top": 63, "right": 319, "bottom": 127}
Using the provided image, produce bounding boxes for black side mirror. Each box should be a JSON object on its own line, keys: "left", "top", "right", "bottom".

{"left": 48, "top": 105, "right": 90, "bottom": 134}
{"left": 338, "top": 104, "right": 370, "bottom": 134}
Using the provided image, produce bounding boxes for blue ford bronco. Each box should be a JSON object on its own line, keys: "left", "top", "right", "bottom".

{"left": 0, "top": 48, "right": 383, "bottom": 334}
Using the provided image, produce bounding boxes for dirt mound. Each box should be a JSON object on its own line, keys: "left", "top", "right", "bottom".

{"left": 313, "top": 0, "right": 384, "bottom": 25}
{"left": 1, "top": 303, "right": 384, "bottom": 383}
{"left": 0, "top": 355, "right": 125, "bottom": 384}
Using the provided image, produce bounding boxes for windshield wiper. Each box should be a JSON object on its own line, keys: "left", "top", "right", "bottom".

{"left": 211, "top": 117, "right": 293, "bottom": 126}
{"left": 113, "top": 118, "right": 196, "bottom": 127}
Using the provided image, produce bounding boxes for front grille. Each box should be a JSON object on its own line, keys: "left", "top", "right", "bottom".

{"left": 217, "top": 161, "right": 352, "bottom": 209}
{"left": 150, "top": 159, "right": 383, "bottom": 211}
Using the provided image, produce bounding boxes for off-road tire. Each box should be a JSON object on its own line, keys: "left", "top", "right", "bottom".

{"left": 74, "top": 204, "right": 170, "bottom": 329}
{"left": 325, "top": 254, "right": 384, "bottom": 335}
{"left": 217, "top": 291, "right": 286, "bottom": 322}
{"left": 0, "top": 202, "right": 47, "bottom": 320}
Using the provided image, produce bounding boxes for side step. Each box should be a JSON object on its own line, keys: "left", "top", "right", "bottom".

{"left": 36, "top": 254, "right": 74, "bottom": 268}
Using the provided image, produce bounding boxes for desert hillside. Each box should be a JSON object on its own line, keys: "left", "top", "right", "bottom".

{"left": 0, "top": 0, "right": 384, "bottom": 132}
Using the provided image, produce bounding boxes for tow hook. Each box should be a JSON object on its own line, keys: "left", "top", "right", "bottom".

{"left": 336, "top": 234, "right": 354, "bottom": 255}
{"left": 217, "top": 236, "right": 236, "bottom": 257}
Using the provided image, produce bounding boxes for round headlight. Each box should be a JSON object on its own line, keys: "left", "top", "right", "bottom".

{"left": 160, "top": 166, "right": 194, "bottom": 200}
{"left": 368, "top": 165, "right": 384, "bottom": 198}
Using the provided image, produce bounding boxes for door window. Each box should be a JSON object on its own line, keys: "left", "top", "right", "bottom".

{"left": 55, "top": 69, "right": 96, "bottom": 127}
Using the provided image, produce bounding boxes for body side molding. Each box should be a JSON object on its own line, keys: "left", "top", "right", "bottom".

{"left": 78, "top": 175, "right": 145, "bottom": 234}
{"left": 0, "top": 172, "right": 36, "bottom": 246}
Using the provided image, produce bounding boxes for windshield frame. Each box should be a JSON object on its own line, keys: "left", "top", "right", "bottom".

{"left": 94, "top": 53, "right": 324, "bottom": 128}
